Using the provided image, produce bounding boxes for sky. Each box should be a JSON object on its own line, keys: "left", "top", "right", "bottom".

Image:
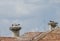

{"left": 0, "top": 0, "right": 60, "bottom": 37}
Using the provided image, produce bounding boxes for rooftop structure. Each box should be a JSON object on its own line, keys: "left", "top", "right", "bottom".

{"left": 0, "top": 21, "right": 60, "bottom": 41}
{"left": 9, "top": 24, "right": 21, "bottom": 37}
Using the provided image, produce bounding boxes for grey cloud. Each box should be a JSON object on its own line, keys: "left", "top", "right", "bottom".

{"left": 0, "top": 0, "right": 60, "bottom": 36}
{"left": 0, "top": 0, "right": 49, "bottom": 18}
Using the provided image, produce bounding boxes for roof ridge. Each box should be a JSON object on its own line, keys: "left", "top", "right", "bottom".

{"left": 31, "top": 28, "right": 56, "bottom": 41}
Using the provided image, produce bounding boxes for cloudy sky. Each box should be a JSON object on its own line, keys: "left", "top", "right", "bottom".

{"left": 0, "top": 0, "right": 60, "bottom": 36}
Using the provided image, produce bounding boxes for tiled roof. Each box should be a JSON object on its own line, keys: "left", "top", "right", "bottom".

{"left": 42, "top": 33, "right": 60, "bottom": 40}
{"left": 0, "top": 28, "right": 60, "bottom": 41}
{"left": 0, "top": 37, "right": 17, "bottom": 41}
{"left": 20, "top": 32, "right": 42, "bottom": 41}
{"left": 21, "top": 32, "right": 42, "bottom": 38}
{"left": 0, "top": 32, "right": 42, "bottom": 41}
{"left": 39, "top": 28, "right": 60, "bottom": 41}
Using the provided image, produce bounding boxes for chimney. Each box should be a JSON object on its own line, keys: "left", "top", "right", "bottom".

{"left": 9, "top": 24, "right": 21, "bottom": 37}
{"left": 48, "top": 20, "right": 58, "bottom": 30}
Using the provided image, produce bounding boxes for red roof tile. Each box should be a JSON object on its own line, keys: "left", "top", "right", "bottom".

{"left": 0, "top": 32, "right": 42, "bottom": 41}
{"left": 0, "top": 28, "right": 60, "bottom": 41}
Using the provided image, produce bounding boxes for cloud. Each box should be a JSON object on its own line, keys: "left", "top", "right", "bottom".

{"left": 49, "top": 0, "right": 60, "bottom": 3}
{"left": 16, "top": 0, "right": 42, "bottom": 16}
{"left": 31, "top": 28, "right": 39, "bottom": 32}
{"left": 0, "top": 19, "right": 10, "bottom": 25}
{"left": 0, "top": 0, "right": 60, "bottom": 18}
{"left": 0, "top": 0, "right": 60, "bottom": 36}
{"left": 0, "top": 0, "right": 58, "bottom": 18}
